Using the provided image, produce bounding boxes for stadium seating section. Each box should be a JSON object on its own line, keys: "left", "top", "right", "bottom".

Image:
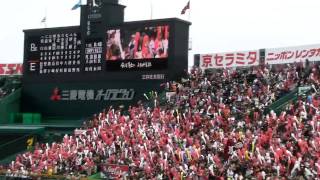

{"left": 1, "top": 63, "right": 320, "bottom": 179}
{"left": 0, "top": 76, "right": 21, "bottom": 100}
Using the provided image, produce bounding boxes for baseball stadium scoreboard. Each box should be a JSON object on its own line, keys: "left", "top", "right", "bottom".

{"left": 22, "top": 0, "right": 190, "bottom": 118}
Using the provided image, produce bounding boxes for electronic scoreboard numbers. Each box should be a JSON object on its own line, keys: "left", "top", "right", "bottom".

{"left": 25, "top": 29, "right": 82, "bottom": 75}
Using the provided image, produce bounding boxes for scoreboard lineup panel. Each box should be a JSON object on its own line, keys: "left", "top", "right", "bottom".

{"left": 24, "top": 27, "right": 82, "bottom": 76}
{"left": 24, "top": 27, "right": 105, "bottom": 75}
{"left": 84, "top": 38, "right": 104, "bottom": 72}
{"left": 26, "top": 31, "right": 82, "bottom": 75}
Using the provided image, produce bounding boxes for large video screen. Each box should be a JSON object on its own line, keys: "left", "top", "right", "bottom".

{"left": 105, "top": 25, "right": 169, "bottom": 70}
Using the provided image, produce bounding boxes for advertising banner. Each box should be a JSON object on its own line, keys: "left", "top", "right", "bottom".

{"left": 102, "top": 164, "right": 129, "bottom": 178}
{"left": 265, "top": 44, "right": 320, "bottom": 64}
{"left": 200, "top": 50, "right": 259, "bottom": 69}
{"left": 0, "top": 64, "right": 23, "bottom": 75}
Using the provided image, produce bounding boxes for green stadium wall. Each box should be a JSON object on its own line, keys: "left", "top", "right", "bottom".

{"left": 0, "top": 88, "right": 21, "bottom": 124}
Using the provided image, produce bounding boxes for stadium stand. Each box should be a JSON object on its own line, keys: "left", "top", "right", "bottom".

{"left": 1, "top": 62, "right": 320, "bottom": 179}
{"left": 0, "top": 76, "right": 22, "bottom": 125}
{"left": 0, "top": 76, "right": 21, "bottom": 100}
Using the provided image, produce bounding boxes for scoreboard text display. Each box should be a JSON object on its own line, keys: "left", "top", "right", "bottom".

{"left": 25, "top": 28, "right": 82, "bottom": 75}
{"left": 22, "top": 19, "right": 190, "bottom": 118}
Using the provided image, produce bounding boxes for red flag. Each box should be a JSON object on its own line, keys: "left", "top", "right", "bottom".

{"left": 181, "top": 1, "right": 190, "bottom": 15}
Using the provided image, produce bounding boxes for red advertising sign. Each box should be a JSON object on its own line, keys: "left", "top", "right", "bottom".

{"left": 74, "top": 129, "right": 87, "bottom": 136}
{"left": 0, "top": 64, "right": 23, "bottom": 75}
{"left": 200, "top": 50, "right": 259, "bottom": 69}
{"left": 265, "top": 44, "right": 320, "bottom": 64}
{"left": 104, "top": 164, "right": 129, "bottom": 178}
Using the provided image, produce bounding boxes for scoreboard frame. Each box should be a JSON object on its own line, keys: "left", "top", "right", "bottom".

{"left": 22, "top": 1, "right": 190, "bottom": 118}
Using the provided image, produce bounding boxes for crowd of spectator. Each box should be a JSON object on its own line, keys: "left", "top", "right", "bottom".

{"left": 2, "top": 62, "right": 320, "bottom": 179}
